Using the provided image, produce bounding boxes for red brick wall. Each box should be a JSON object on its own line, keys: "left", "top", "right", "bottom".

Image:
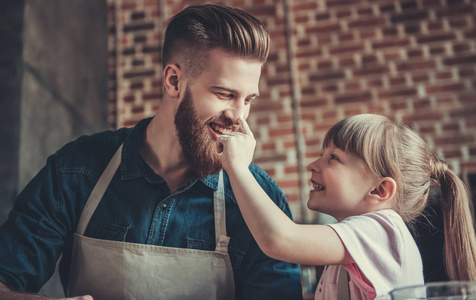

{"left": 108, "top": 0, "right": 476, "bottom": 222}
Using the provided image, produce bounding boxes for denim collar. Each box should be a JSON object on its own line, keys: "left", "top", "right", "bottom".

{"left": 118, "top": 117, "right": 222, "bottom": 193}
{"left": 200, "top": 172, "right": 237, "bottom": 203}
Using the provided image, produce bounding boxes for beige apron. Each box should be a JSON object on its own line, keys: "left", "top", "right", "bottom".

{"left": 67, "top": 144, "right": 235, "bottom": 300}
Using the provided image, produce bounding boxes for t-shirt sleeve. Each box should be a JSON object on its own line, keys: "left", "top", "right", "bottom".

{"left": 327, "top": 210, "right": 408, "bottom": 296}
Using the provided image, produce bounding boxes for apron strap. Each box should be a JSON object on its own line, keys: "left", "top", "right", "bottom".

{"left": 76, "top": 144, "right": 123, "bottom": 235}
{"left": 214, "top": 171, "right": 229, "bottom": 252}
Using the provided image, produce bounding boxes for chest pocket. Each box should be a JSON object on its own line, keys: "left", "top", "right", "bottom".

{"left": 186, "top": 237, "right": 245, "bottom": 270}
{"left": 86, "top": 221, "right": 129, "bottom": 242}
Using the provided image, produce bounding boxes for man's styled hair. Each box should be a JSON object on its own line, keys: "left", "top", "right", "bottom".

{"left": 162, "top": 4, "right": 270, "bottom": 80}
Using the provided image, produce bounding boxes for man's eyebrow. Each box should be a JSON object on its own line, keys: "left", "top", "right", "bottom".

{"left": 210, "top": 85, "right": 259, "bottom": 98}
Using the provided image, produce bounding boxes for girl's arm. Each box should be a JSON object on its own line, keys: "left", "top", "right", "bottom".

{"left": 219, "top": 118, "right": 353, "bottom": 266}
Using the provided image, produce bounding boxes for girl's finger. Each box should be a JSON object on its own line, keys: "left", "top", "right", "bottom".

{"left": 219, "top": 134, "right": 232, "bottom": 142}
{"left": 239, "top": 116, "right": 254, "bottom": 138}
{"left": 217, "top": 134, "right": 230, "bottom": 153}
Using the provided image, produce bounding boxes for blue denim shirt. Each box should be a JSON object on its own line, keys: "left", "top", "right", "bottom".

{"left": 0, "top": 117, "right": 303, "bottom": 299}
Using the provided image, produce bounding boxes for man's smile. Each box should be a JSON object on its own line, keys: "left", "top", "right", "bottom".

{"left": 209, "top": 122, "right": 234, "bottom": 135}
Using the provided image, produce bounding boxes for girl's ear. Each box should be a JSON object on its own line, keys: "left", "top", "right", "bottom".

{"left": 163, "top": 64, "right": 182, "bottom": 98}
{"left": 368, "top": 177, "right": 397, "bottom": 206}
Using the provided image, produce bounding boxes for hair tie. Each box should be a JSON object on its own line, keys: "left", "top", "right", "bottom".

{"left": 431, "top": 159, "right": 448, "bottom": 181}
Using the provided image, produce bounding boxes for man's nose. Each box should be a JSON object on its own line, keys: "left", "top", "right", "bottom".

{"left": 224, "top": 100, "right": 248, "bottom": 123}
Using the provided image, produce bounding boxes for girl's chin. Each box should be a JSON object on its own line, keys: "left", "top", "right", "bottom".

{"left": 306, "top": 200, "right": 320, "bottom": 212}
{"left": 306, "top": 201, "right": 333, "bottom": 218}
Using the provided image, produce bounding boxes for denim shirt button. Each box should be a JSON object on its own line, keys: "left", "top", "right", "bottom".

{"left": 160, "top": 203, "right": 167, "bottom": 210}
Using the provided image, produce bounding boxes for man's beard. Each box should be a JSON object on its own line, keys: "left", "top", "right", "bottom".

{"left": 174, "top": 86, "right": 234, "bottom": 178}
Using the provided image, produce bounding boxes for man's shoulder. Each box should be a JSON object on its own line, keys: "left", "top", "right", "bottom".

{"left": 248, "top": 163, "right": 287, "bottom": 203}
{"left": 248, "top": 163, "right": 278, "bottom": 185}
{"left": 53, "top": 126, "right": 131, "bottom": 173}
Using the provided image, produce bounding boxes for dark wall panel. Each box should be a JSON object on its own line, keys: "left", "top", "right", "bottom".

{"left": 0, "top": 1, "right": 24, "bottom": 224}
{"left": 0, "top": 0, "right": 108, "bottom": 296}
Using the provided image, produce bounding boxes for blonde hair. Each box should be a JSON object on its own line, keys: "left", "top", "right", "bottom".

{"left": 323, "top": 114, "right": 476, "bottom": 281}
{"left": 163, "top": 4, "right": 270, "bottom": 80}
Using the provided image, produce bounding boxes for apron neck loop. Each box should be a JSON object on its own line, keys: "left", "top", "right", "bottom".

{"left": 76, "top": 144, "right": 230, "bottom": 252}
{"left": 77, "top": 144, "right": 123, "bottom": 235}
{"left": 214, "top": 170, "right": 227, "bottom": 244}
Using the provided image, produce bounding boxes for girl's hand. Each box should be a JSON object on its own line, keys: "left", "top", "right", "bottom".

{"left": 219, "top": 116, "right": 256, "bottom": 173}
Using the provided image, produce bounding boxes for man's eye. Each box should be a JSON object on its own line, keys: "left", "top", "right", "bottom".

{"left": 217, "top": 93, "right": 233, "bottom": 99}
{"left": 245, "top": 98, "right": 255, "bottom": 105}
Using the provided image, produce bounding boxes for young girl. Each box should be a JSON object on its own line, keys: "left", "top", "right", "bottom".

{"left": 219, "top": 113, "right": 476, "bottom": 299}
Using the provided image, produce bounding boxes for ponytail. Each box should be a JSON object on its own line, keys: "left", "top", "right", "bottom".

{"left": 431, "top": 159, "right": 476, "bottom": 280}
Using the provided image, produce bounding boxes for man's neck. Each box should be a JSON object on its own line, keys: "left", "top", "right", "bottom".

{"left": 139, "top": 115, "right": 194, "bottom": 193}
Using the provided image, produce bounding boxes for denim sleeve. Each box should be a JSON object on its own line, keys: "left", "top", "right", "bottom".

{"left": 0, "top": 153, "right": 70, "bottom": 292}
{"left": 236, "top": 173, "right": 303, "bottom": 300}
{"left": 237, "top": 254, "right": 303, "bottom": 300}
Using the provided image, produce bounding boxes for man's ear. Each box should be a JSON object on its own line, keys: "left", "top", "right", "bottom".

{"left": 163, "top": 64, "right": 182, "bottom": 98}
{"left": 367, "top": 177, "right": 397, "bottom": 205}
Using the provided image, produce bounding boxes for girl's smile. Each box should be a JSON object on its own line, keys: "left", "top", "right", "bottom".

{"left": 311, "top": 179, "right": 325, "bottom": 191}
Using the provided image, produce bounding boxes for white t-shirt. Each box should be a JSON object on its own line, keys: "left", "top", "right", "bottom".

{"left": 314, "top": 210, "right": 424, "bottom": 300}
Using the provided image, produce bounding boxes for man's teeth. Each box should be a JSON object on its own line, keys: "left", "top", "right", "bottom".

{"left": 211, "top": 124, "right": 232, "bottom": 134}
{"left": 313, "top": 183, "right": 325, "bottom": 191}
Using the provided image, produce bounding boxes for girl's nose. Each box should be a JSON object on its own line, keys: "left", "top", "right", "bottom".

{"left": 307, "top": 157, "right": 321, "bottom": 173}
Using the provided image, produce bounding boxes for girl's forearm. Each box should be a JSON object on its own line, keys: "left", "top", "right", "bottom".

{"left": 227, "top": 167, "right": 352, "bottom": 266}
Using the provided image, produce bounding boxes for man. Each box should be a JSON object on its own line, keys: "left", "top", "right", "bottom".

{"left": 0, "top": 4, "right": 303, "bottom": 300}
